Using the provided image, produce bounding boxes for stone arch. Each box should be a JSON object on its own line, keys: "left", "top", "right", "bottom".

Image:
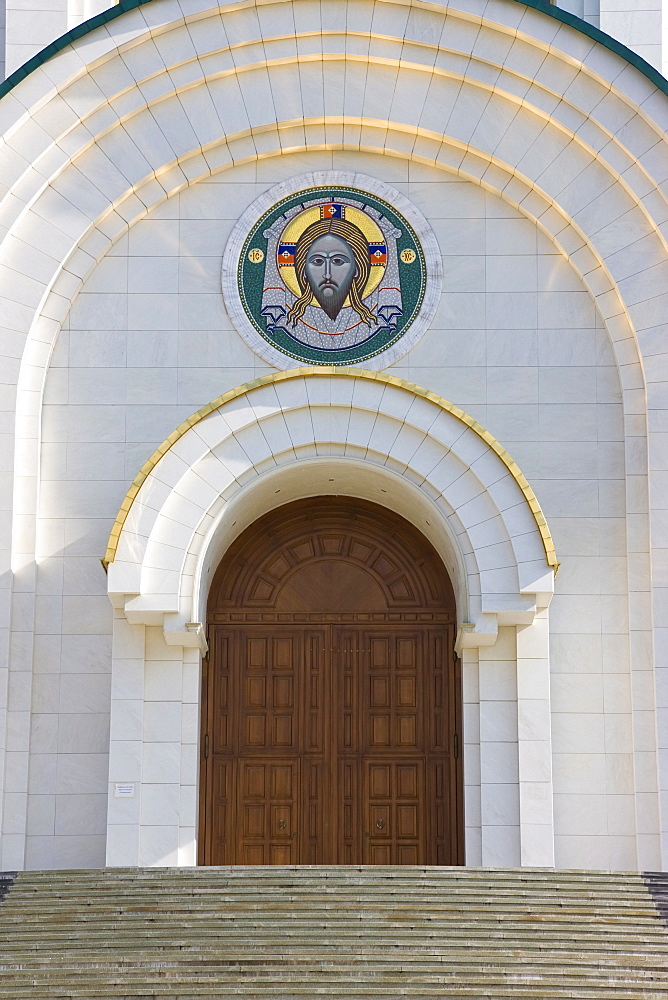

{"left": 106, "top": 369, "right": 556, "bottom": 650}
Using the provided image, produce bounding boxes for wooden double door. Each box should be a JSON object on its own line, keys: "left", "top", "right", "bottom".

{"left": 201, "top": 622, "right": 460, "bottom": 865}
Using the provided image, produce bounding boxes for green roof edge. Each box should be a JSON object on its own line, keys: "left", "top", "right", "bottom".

{"left": 0, "top": 0, "right": 667, "bottom": 103}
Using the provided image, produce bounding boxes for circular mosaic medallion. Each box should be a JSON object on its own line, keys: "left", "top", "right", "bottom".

{"left": 222, "top": 173, "right": 442, "bottom": 369}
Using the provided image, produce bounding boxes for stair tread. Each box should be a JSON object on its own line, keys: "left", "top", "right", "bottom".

{"left": 1, "top": 866, "right": 667, "bottom": 998}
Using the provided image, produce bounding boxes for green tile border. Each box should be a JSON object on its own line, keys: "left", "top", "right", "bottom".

{"left": 0, "top": 0, "right": 666, "bottom": 104}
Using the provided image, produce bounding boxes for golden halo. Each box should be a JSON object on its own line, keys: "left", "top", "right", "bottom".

{"left": 278, "top": 203, "right": 386, "bottom": 300}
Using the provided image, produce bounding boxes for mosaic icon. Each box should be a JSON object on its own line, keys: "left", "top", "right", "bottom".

{"left": 238, "top": 187, "right": 426, "bottom": 365}
{"left": 223, "top": 174, "right": 442, "bottom": 370}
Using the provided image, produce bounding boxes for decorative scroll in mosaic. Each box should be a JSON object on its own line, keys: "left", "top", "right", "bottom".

{"left": 236, "top": 186, "right": 427, "bottom": 366}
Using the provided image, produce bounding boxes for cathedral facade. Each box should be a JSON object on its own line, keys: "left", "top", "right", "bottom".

{"left": 0, "top": 0, "right": 667, "bottom": 874}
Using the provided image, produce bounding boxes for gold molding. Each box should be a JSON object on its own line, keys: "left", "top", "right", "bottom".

{"left": 103, "top": 367, "right": 559, "bottom": 572}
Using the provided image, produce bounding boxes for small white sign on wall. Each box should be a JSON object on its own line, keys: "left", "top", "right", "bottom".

{"left": 114, "top": 783, "right": 136, "bottom": 798}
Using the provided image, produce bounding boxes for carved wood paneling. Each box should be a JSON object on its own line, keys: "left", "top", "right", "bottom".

{"left": 208, "top": 497, "right": 456, "bottom": 616}
{"left": 201, "top": 497, "right": 462, "bottom": 866}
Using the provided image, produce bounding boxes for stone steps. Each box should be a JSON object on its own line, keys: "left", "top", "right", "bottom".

{"left": 0, "top": 866, "right": 667, "bottom": 998}
{"left": 5, "top": 895, "right": 656, "bottom": 911}
{"left": 2, "top": 917, "right": 662, "bottom": 929}
{"left": 1, "top": 954, "right": 664, "bottom": 969}
{"left": 0, "top": 962, "right": 665, "bottom": 979}
{"left": 3, "top": 938, "right": 665, "bottom": 951}
{"left": 6, "top": 886, "right": 649, "bottom": 913}
{"left": 0, "top": 987, "right": 667, "bottom": 999}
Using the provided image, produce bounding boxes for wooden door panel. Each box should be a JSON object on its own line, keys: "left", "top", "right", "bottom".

{"left": 370, "top": 715, "right": 391, "bottom": 747}
{"left": 247, "top": 637, "right": 267, "bottom": 668}
{"left": 355, "top": 629, "right": 425, "bottom": 754}
{"left": 369, "top": 763, "right": 390, "bottom": 797}
{"left": 397, "top": 763, "right": 418, "bottom": 797}
{"left": 335, "top": 627, "right": 451, "bottom": 865}
{"left": 243, "top": 845, "right": 264, "bottom": 864}
{"left": 398, "top": 715, "right": 417, "bottom": 747}
{"left": 206, "top": 627, "right": 329, "bottom": 865}
{"left": 238, "top": 632, "right": 300, "bottom": 754}
{"left": 237, "top": 759, "right": 299, "bottom": 864}
{"left": 270, "top": 844, "right": 294, "bottom": 865}
{"left": 244, "top": 804, "right": 264, "bottom": 838}
{"left": 369, "top": 844, "right": 391, "bottom": 864}
{"left": 212, "top": 633, "right": 231, "bottom": 754}
{"left": 210, "top": 758, "right": 232, "bottom": 864}
{"left": 338, "top": 758, "right": 358, "bottom": 864}
{"left": 273, "top": 714, "right": 293, "bottom": 747}
{"left": 397, "top": 676, "right": 417, "bottom": 707}
{"left": 273, "top": 676, "right": 293, "bottom": 706}
{"left": 246, "top": 675, "right": 265, "bottom": 706}
{"left": 305, "top": 631, "right": 326, "bottom": 753}
{"left": 304, "top": 761, "right": 325, "bottom": 864}
{"left": 397, "top": 845, "right": 419, "bottom": 864}
{"left": 363, "top": 758, "right": 426, "bottom": 864}
{"left": 246, "top": 715, "right": 266, "bottom": 747}
{"left": 397, "top": 804, "right": 418, "bottom": 837}
{"left": 203, "top": 621, "right": 459, "bottom": 866}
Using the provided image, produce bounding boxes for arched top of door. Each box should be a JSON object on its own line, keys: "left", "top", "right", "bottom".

{"left": 208, "top": 496, "right": 456, "bottom": 620}
{"left": 105, "top": 368, "right": 556, "bottom": 649}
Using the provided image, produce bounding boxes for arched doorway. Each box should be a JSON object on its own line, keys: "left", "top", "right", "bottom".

{"left": 199, "top": 497, "right": 462, "bottom": 865}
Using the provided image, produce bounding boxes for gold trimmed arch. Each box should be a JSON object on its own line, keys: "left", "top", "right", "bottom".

{"left": 102, "top": 367, "right": 559, "bottom": 572}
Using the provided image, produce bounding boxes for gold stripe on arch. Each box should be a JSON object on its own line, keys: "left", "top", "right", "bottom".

{"left": 102, "top": 367, "right": 559, "bottom": 571}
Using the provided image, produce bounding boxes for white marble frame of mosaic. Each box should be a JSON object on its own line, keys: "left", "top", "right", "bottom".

{"left": 221, "top": 172, "right": 443, "bottom": 371}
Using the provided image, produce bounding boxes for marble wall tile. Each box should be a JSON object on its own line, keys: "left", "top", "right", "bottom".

{"left": 53, "top": 834, "right": 106, "bottom": 869}
{"left": 140, "top": 783, "right": 180, "bottom": 826}
{"left": 24, "top": 835, "right": 55, "bottom": 870}
{"left": 138, "top": 825, "right": 180, "bottom": 866}
{"left": 55, "top": 793, "right": 107, "bottom": 836}
{"left": 143, "top": 702, "right": 181, "bottom": 743}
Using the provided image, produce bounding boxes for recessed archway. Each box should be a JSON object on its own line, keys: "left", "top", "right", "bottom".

{"left": 103, "top": 369, "right": 558, "bottom": 868}
{"left": 200, "top": 496, "right": 462, "bottom": 866}
{"left": 106, "top": 368, "right": 557, "bottom": 643}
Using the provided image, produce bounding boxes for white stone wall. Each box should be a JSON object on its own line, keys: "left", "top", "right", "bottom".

{"left": 4, "top": 0, "right": 67, "bottom": 78}
{"left": 0, "top": 0, "right": 665, "bottom": 875}
{"left": 105, "top": 618, "right": 200, "bottom": 869}
{"left": 599, "top": 0, "right": 664, "bottom": 71}
{"left": 0, "top": 1, "right": 5, "bottom": 83}
{"left": 556, "top": 0, "right": 601, "bottom": 31}
{"left": 2, "top": 0, "right": 113, "bottom": 77}
{"left": 25, "top": 150, "right": 639, "bottom": 870}
{"left": 552, "top": 0, "right": 666, "bottom": 76}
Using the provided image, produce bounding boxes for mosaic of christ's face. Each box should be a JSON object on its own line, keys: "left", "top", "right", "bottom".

{"left": 304, "top": 234, "right": 357, "bottom": 320}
